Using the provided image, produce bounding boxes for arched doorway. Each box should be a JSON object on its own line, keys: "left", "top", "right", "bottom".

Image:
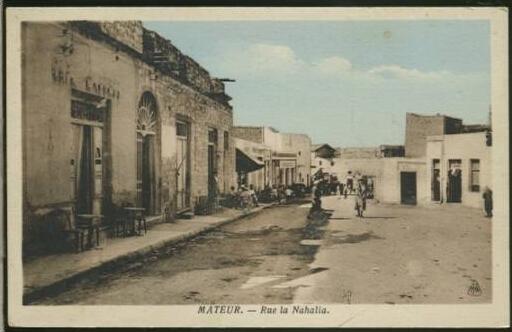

{"left": 136, "top": 92, "right": 159, "bottom": 215}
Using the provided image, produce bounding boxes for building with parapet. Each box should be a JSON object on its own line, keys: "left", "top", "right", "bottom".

{"left": 22, "top": 21, "right": 236, "bottom": 255}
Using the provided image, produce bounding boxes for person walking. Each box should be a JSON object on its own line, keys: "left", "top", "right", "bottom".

{"left": 354, "top": 180, "right": 368, "bottom": 218}
{"left": 482, "top": 187, "right": 493, "bottom": 217}
{"left": 249, "top": 184, "right": 259, "bottom": 207}
{"left": 344, "top": 171, "right": 354, "bottom": 199}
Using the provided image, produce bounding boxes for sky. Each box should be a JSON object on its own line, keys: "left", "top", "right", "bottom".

{"left": 144, "top": 20, "right": 490, "bottom": 148}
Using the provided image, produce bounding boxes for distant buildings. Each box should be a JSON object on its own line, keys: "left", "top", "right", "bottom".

{"left": 233, "top": 126, "right": 312, "bottom": 189}
{"left": 311, "top": 144, "right": 338, "bottom": 180}
{"left": 313, "top": 112, "right": 491, "bottom": 209}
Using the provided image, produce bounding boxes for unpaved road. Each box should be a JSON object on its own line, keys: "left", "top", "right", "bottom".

{"left": 35, "top": 196, "right": 492, "bottom": 305}
{"left": 36, "top": 202, "right": 325, "bottom": 305}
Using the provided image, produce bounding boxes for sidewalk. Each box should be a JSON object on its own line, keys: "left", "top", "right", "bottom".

{"left": 23, "top": 204, "right": 273, "bottom": 303}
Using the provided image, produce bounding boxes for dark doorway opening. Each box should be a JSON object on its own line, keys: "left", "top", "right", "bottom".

{"left": 432, "top": 159, "right": 441, "bottom": 201}
{"left": 400, "top": 171, "right": 417, "bottom": 205}
{"left": 77, "top": 126, "right": 94, "bottom": 214}
{"left": 447, "top": 160, "right": 462, "bottom": 203}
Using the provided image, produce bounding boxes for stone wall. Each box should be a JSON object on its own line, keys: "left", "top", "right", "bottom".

{"left": 405, "top": 113, "right": 463, "bottom": 158}
{"left": 337, "top": 147, "right": 380, "bottom": 159}
{"left": 281, "top": 133, "right": 312, "bottom": 185}
{"left": 99, "top": 21, "right": 144, "bottom": 53}
{"left": 22, "top": 22, "right": 235, "bottom": 252}
{"left": 232, "top": 126, "right": 264, "bottom": 144}
{"left": 426, "top": 132, "right": 491, "bottom": 208}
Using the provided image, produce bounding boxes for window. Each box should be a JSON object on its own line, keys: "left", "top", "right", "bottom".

{"left": 298, "top": 151, "right": 301, "bottom": 156}
{"left": 208, "top": 128, "right": 218, "bottom": 144}
{"left": 331, "top": 161, "right": 335, "bottom": 166}
{"left": 319, "top": 160, "right": 322, "bottom": 166}
{"left": 176, "top": 121, "right": 188, "bottom": 137}
{"left": 224, "top": 131, "right": 229, "bottom": 149}
{"left": 470, "top": 159, "right": 480, "bottom": 192}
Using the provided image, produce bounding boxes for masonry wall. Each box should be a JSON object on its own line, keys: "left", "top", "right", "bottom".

{"left": 426, "top": 132, "right": 491, "bottom": 209}
{"left": 405, "top": 113, "right": 445, "bottom": 158}
{"left": 337, "top": 147, "right": 380, "bottom": 159}
{"left": 22, "top": 22, "right": 235, "bottom": 250}
{"left": 281, "top": 133, "right": 311, "bottom": 185}
{"left": 332, "top": 157, "right": 428, "bottom": 204}
{"left": 232, "top": 127, "right": 264, "bottom": 144}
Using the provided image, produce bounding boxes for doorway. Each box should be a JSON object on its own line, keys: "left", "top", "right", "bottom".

{"left": 400, "top": 172, "right": 417, "bottom": 205}
{"left": 176, "top": 120, "right": 191, "bottom": 211}
{"left": 207, "top": 128, "right": 218, "bottom": 200}
{"left": 447, "top": 159, "right": 462, "bottom": 203}
{"left": 136, "top": 92, "right": 159, "bottom": 215}
{"left": 71, "top": 93, "right": 106, "bottom": 216}
{"left": 432, "top": 159, "right": 441, "bottom": 201}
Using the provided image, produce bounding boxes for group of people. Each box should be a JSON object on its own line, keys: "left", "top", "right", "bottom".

{"left": 225, "top": 183, "right": 301, "bottom": 210}
{"left": 311, "top": 170, "right": 370, "bottom": 218}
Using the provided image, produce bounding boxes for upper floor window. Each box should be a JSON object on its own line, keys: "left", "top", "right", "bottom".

{"left": 208, "top": 127, "right": 218, "bottom": 144}
{"left": 319, "top": 160, "right": 322, "bottom": 166}
{"left": 224, "top": 131, "right": 229, "bottom": 150}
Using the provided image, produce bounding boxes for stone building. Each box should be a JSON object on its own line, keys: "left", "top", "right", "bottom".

{"left": 232, "top": 126, "right": 311, "bottom": 187}
{"left": 426, "top": 131, "right": 491, "bottom": 208}
{"left": 22, "top": 21, "right": 236, "bottom": 253}
{"left": 405, "top": 112, "right": 463, "bottom": 158}
{"left": 331, "top": 112, "right": 489, "bottom": 207}
{"left": 311, "top": 143, "right": 338, "bottom": 180}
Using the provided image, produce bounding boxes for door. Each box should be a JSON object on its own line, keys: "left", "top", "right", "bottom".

{"left": 136, "top": 92, "right": 159, "bottom": 215}
{"left": 400, "top": 172, "right": 417, "bottom": 205}
{"left": 207, "top": 128, "right": 218, "bottom": 200}
{"left": 208, "top": 144, "right": 216, "bottom": 199}
{"left": 176, "top": 120, "right": 190, "bottom": 211}
{"left": 432, "top": 159, "right": 441, "bottom": 201}
{"left": 75, "top": 125, "right": 103, "bottom": 214}
{"left": 447, "top": 159, "right": 462, "bottom": 203}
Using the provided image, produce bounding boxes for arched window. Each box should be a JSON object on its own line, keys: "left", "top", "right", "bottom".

{"left": 137, "top": 92, "right": 158, "bottom": 136}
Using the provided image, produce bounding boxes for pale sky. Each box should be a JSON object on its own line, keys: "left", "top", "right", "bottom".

{"left": 144, "top": 20, "right": 490, "bottom": 148}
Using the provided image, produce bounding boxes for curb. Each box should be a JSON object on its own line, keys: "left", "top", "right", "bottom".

{"left": 23, "top": 204, "right": 274, "bottom": 304}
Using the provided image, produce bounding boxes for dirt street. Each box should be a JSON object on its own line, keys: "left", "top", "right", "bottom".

{"left": 295, "top": 195, "right": 492, "bottom": 304}
{"left": 35, "top": 196, "right": 491, "bottom": 305}
{"left": 35, "top": 202, "right": 323, "bottom": 305}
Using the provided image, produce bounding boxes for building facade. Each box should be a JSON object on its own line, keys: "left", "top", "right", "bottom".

{"left": 405, "top": 113, "right": 463, "bottom": 158}
{"left": 232, "top": 126, "right": 311, "bottom": 187}
{"left": 234, "top": 138, "right": 270, "bottom": 190}
{"left": 22, "top": 21, "right": 236, "bottom": 252}
{"left": 426, "top": 132, "right": 491, "bottom": 208}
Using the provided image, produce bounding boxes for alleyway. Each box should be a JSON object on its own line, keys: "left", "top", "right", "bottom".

{"left": 35, "top": 197, "right": 491, "bottom": 305}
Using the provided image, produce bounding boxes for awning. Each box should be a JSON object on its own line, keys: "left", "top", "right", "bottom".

{"left": 236, "top": 148, "right": 264, "bottom": 173}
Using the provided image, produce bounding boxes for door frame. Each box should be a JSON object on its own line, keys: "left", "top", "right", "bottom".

{"left": 176, "top": 119, "right": 191, "bottom": 213}
{"left": 400, "top": 171, "right": 417, "bottom": 205}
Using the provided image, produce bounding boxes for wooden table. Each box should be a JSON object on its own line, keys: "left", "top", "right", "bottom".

{"left": 76, "top": 214, "right": 103, "bottom": 250}
{"left": 123, "top": 207, "right": 146, "bottom": 236}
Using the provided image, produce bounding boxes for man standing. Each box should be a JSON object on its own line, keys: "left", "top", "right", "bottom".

{"left": 482, "top": 187, "right": 493, "bottom": 217}
{"left": 354, "top": 180, "right": 368, "bottom": 218}
{"left": 344, "top": 171, "right": 354, "bottom": 199}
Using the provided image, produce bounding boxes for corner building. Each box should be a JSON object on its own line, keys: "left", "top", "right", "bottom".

{"left": 22, "top": 21, "right": 236, "bottom": 250}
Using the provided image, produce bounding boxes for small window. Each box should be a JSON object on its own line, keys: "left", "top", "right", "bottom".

{"left": 319, "top": 160, "right": 322, "bottom": 166}
{"left": 298, "top": 151, "right": 301, "bottom": 156}
{"left": 470, "top": 159, "right": 480, "bottom": 192}
{"left": 176, "top": 121, "right": 188, "bottom": 137}
{"left": 331, "top": 161, "right": 335, "bottom": 166}
{"left": 208, "top": 128, "right": 218, "bottom": 144}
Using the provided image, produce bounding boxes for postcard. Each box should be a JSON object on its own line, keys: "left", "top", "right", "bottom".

{"left": 5, "top": 6, "right": 509, "bottom": 328}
